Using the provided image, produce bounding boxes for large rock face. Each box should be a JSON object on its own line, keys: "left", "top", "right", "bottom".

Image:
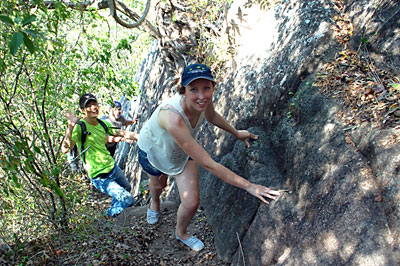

{"left": 118, "top": 0, "right": 400, "bottom": 264}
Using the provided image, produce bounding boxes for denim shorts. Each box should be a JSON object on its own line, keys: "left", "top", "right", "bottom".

{"left": 138, "top": 148, "right": 164, "bottom": 176}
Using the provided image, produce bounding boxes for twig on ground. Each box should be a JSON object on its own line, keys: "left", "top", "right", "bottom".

{"left": 0, "top": 236, "right": 12, "bottom": 252}
{"left": 72, "top": 250, "right": 85, "bottom": 266}
{"left": 236, "top": 232, "right": 246, "bottom": 266}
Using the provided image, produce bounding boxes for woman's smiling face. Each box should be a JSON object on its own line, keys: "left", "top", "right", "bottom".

{"left": 183, "top": 79, "right": 214, "bottom": 112}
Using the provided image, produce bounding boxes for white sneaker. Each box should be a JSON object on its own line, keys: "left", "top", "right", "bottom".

{"left": 176, "top": 235, "right": 205, "bottom": 251}
{"left": 146, "top": 208, "right": 159, "bottom": 224}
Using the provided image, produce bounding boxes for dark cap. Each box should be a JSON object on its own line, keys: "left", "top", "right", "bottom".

{"left": 181, "top": 63, "right": 215, "bottom": 87}
{"left": 79, "top": 93, "right": 97, "bottom": 109}
{"left": 113, "top": 101, "right": 122, "bottom": 108}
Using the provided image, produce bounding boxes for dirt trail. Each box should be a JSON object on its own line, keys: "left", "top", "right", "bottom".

{"left": 106, "top": 201, "right": 230, "bottom": 266}
{"left": 30, "top": 193, "right": 231, "bottom": 266}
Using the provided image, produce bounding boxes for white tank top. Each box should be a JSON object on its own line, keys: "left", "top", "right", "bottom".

{"left": 137, "top": 94, "right": 205, "bottom": 175}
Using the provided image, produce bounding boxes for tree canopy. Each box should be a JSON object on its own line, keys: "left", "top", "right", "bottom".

{"left": 0, "top": 0, "right": 153, "bottom": 250}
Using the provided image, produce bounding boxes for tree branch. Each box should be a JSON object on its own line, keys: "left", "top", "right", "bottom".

{"left": 42, "top": 0, "right": 161, "bottom": 38}
{"left": 108, "top": 0, "right": 150, "bottom": 28}
{"left": 43, "top": 0, "right": 97, "bottom": 10}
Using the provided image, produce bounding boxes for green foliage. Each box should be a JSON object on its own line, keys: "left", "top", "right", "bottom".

{"left": 184, "top": 0, "right": 234, "bottom": 78}
{"left": 0, "top": 12, "right": 38, "bottom": 55}
{"left": 360, "top": 37, "right": 369, "bottom": 43}
{"left": 0, "top": 0, "right": 153, "bottom": 255}
{"left": 0, "top": 14, "right": 14, "bottom": 25}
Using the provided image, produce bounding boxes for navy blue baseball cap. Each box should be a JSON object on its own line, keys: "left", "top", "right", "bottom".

{"left": 181, "top": 63, "right": 215, "bottom": 87}
{"left": 113, "top": 101, "right": 122, "bottom": 108}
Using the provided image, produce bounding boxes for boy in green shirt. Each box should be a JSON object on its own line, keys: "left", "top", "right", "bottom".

{"left": 62, "top": 93, "right": 139, "bottom": 217}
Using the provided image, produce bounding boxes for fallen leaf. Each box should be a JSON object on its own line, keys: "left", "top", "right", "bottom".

{"left": 375, "top": 195, "right": 383, "bottom": 202}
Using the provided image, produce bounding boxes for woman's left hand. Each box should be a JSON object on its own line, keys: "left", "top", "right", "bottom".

{"left": 237, "top": 130, "right": 258, "bottom": 148}
{"left": 247, "top": 184, "right": 281, "bottom": 204}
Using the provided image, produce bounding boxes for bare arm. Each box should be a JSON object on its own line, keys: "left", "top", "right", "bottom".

{"left": 61, "top": 109, "right": 79, "bottom": 154}
{"left": 158, "top": 109, "right": 280, "bottom": 204}
{"left": 114, "top": 129, "right": 139, "bottom": 143}
{"left": 123, "top": 114, "right": 137, "bottom": 126}
{"left": 124, "top": 120, "right": 136, "bottom": 126}
{"left": 205, "top": 103, "right": 257, "bottom": 147}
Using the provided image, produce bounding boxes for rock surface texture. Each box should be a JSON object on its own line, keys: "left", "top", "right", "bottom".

{"left": 117, "top": 0, "right": 400, "bottom": 265}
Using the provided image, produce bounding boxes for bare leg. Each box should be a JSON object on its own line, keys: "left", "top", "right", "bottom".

{"left": 148, "top": 173, "right": 168, "bottom": 211}
{"left": 174, "top": 160, "right": 200, "bottom": 239}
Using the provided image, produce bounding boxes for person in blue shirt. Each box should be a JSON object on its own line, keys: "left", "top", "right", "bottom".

{"left": 103, "top": 100, "right": 137, "bottom": 157}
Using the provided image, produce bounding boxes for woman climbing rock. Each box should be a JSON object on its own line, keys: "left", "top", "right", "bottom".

{"left": 137, "top": 63, "right": 281, "bottom": 251}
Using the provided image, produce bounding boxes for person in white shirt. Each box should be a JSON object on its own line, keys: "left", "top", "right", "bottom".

{"left": 137, "top": 63, "right": 280, "bottom": 251}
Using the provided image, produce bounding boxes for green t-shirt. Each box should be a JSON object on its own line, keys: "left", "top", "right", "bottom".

{"left": 72, "top": 119, "right": 117, "bottom": 178}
